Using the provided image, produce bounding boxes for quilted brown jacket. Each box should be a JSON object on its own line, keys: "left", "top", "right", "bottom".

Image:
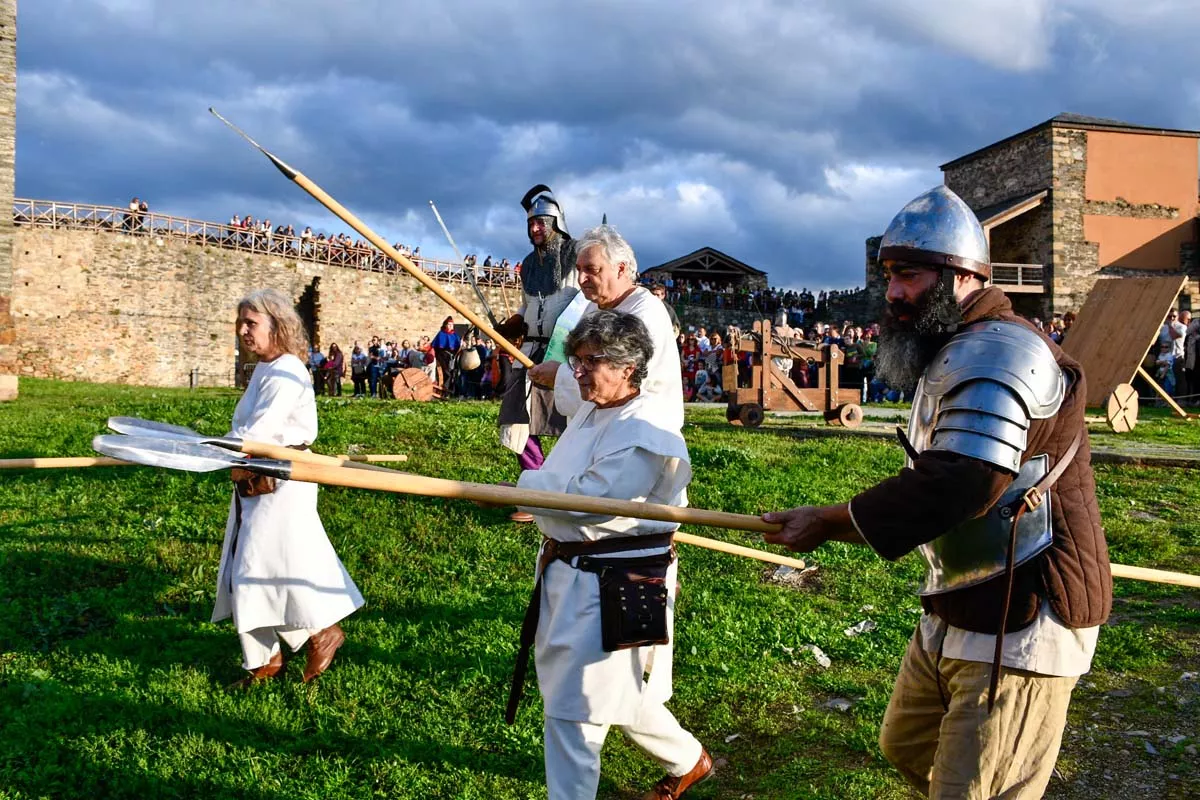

{"left": 850, "top": 287, "right": 1112, "bottom": 633}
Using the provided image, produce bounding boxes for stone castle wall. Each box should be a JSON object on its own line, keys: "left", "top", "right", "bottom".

{"left": 943, "top": 129, "right": 1054, "bottom": 210}
{"left": 10, "top": 227, "right": 513, "bottom": 387}
{"left": 0, "top": 0, "right": 17, "bottom": 400}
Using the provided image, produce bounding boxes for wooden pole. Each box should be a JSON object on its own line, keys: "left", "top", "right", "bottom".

{"left": 0, "top": 456, "right": 131, "bottom": 469}
{"left": 1136, "top": 365, "right": 1192, "bottom": 420}
{"left": 1110, "top": 562, "right": 1200, "bottom": 589}
{"left": 340, "top": 454, "right": 409, "bottom": 463}
{"left": 209, "top": 108, "right": 533, "bottom": 368}
{"left": 675, "top": 531, "right": 807, "bottom": 570}
{"left": 283, "top": 460, "right": 800, "bottom": 567}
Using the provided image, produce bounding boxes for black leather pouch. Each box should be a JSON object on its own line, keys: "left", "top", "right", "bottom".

{"left": 577, "top": 552, "right": 673, "bottom": 652}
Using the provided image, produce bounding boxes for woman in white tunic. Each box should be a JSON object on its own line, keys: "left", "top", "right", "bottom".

{"left": 508, "top": 310, "right": 713, "bottom": 800}
{"left": 213, "top": 288, "right": 364, "bottom": 688}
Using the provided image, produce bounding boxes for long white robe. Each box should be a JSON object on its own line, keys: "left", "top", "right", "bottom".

{"left": 211, "top": 353, "right": 364, "bottom": 633}
{"left": 552, "top": 287, "right": 684, "bottom": 430}
{"left": 516, "top": 393, "right": 692, "bottom": 725}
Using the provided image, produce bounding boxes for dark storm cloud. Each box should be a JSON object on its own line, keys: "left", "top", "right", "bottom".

{"left": 15, "top": 1, "right": 1200, "bottom": 289}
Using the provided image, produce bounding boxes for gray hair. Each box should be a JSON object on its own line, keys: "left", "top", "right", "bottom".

{"left": 576, "top": 224, "right": 638, "bottom": 280}
{"left": 566, "top": 309, "right": 654, "bottom": 389}
{"left": 236, "top": 287, "right": 310, "bottom": 361}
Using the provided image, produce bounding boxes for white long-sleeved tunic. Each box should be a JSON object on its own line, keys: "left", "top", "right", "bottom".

{"left": 211, "top": 354, "right": 364, "bottom": 632}
{"left": 552, "top": 287, "right": 684, "bottom": 430}
{"left": 516, "top": 393, "right": 692, "bottom": 724}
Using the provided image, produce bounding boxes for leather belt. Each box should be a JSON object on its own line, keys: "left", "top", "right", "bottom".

{"left": 504, "top": 531, "right": 675, "bottom": 724}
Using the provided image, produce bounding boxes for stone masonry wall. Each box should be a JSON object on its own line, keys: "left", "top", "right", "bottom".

{"left": 11, "top": 227, "right": 511, "bottom": 387}
{"left": 943, "top": 128, "right": 1054, "bottom": 210}
{"left": 0, "top": 0, "right": 17, "bottom": 400}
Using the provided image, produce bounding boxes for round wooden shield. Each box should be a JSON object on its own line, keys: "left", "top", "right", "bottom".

{"left": 1105, "top": 383, "right": 1138, "bottom": 433}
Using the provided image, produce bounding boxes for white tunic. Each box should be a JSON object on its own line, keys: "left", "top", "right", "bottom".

{"left": 211, "top": 354, "right": 364, "bottom": 633}
{"left": 516, "top": 393, "right": 692, "bottom": 725}
{"left": 552, "top": 287, "right": 685, "bottom": 430}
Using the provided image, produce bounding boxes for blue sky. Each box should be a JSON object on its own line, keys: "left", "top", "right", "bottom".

{"left": 15, "top": 0, "right": 1200, "bottom": 290}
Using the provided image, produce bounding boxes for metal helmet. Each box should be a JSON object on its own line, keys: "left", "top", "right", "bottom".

{"left": 879, "top": 185, "right": 990, "bottom": 280}
{"left": 521, "top": 184, "right": 569, "bottom": 243}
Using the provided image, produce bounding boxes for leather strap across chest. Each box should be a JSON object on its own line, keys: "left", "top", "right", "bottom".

{"left": 988, "top": 427, "right": 1084, "bottom": 711}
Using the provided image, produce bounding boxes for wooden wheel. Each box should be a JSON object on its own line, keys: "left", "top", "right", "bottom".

{"left": 825, "top": 403, "right": 863, "bottom": 429}
{"left": 1105, "top": 383, "right": 1138, "bottom": 433}
{"left": 738, "top": 403, "right": 765, "bottom": 428}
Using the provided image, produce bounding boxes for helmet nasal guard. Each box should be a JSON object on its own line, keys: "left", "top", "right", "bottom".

{"left": 879, "top": 185, "right": 990, "bottom": 281}
{"left": 521, "top": 184, "right": 569, "bottom": 242}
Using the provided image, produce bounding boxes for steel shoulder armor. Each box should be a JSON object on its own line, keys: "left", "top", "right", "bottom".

{"left": 906, "top": 320, "right": 1065, "bottom": 595}
{"left": 913, "top": 320, "right": 1064, "bottom": 474}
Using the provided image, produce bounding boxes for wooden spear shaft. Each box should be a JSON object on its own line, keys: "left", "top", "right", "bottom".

{"left": 7, "top": 457, "right": 1198, "bottom": 586}
{"left": 280, "top": 459, "right": 807, "bottom": 569}
{"left": 209, "top": 108, "right": 533, "bottom": 368}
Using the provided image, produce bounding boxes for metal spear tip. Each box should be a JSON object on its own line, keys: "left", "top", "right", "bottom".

{"left": 92, "top": 434, "right": 292, "bottom": 479}
{"left": 107, "top": 415, "right": 199, "bottom": 437}
{"left": 105, "top": 418, "right": 243, "bottom": 449}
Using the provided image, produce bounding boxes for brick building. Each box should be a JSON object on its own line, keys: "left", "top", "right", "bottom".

{"left": 866, "top": 113, "right": 1200, "bottom": 321}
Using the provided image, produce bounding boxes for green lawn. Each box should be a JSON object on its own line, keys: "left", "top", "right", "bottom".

{"left": 1, "top": 379, "right": 1197, "bottom": 799}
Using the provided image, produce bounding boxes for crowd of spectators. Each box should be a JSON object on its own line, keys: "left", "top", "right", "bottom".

{"left": 219, "top": 213, "right": 526, "bottom": 284}
{"left": 651, "top": 276, "right": 863, "bottom": 318}
{"left": 305, "top": 322, "right": 509, "bottom": 402}
{"left": 1149, "top": 306, "right": 1198, "bottom": 404}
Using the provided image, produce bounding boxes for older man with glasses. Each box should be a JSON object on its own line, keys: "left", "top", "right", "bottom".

{"left": 528, "top": 225, "right": 684, "bottom": 430}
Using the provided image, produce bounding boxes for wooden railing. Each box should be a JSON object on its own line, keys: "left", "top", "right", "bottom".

{"left": 991, "top": 262, "right": 1045, "bottom": 293}
{"left": 12, "top": 198, "right": 521, "bottom": 288}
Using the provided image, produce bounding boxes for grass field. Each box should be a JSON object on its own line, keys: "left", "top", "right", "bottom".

{"left": 1, "top": 379, "right": 1197, "bottom": 799}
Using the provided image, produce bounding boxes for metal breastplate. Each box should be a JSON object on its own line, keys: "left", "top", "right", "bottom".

{"left": 907, "top": 378, "right": 1053, "bottom": 596}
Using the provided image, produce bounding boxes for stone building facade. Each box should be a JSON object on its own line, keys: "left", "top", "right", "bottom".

{"left": 11, "top": 226, "right": 511, "bottom": 388}
{"left": 0, "top": 1, "right": 16, "bottom": 401}
{"left": 866, "top": 113, "right": 1200, "bottom": 320}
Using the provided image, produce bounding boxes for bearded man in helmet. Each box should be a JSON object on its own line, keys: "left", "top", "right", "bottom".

{"left": 761, "top": 186, "right": 1111, "bottom": 799}
{"left": 496, "top": 185, "right": 582, "bottom": 522}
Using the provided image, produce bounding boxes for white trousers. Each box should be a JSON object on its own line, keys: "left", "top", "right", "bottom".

{"left": 544, "top": 701, "right": 703, "bottom": 800}
{"left": 238, "top": 625, "right": 317, "bottom": 670}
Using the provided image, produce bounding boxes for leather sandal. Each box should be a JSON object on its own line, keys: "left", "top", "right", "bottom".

{"left": 303, "top": 623, "right": 346, "bottom": 682}
{"left": 227, "top": 650, "right": 284, "bottom": 690}
{"left": 643, "top": 749, "right": 714, "bottom": 799}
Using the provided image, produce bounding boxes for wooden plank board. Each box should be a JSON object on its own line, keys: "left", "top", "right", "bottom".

{"left": 1061, "top": 276, "right": 1186, "bottom": 408}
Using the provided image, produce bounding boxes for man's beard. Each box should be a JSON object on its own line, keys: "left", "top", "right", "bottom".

{"left": 873, "top": 278, "right": 964, "bottom": 394}
{"left": 534, "top": 228, "right": 561, "bottom": 253}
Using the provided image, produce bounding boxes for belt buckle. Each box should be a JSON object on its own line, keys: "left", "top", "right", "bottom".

{"left": 1021, "top": 487, "right": 1043, "bottom": 513}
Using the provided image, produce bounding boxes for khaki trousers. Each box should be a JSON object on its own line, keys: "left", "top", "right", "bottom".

{"left": 879, "top": 629, "right": 1078, "bottom": 799}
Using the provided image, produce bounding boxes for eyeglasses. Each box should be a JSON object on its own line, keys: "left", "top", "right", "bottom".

{"left": 568, "top": 353, "right": 612, "bottom": 373}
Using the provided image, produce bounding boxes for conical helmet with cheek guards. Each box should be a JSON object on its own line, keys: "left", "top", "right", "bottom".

{"left": 878, "top": 185, "right": 990, "bottom": 281}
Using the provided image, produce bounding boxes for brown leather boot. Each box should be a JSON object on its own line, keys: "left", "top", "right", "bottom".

{"left": 643, "top": 749, "right": 714, "bottom": 799}
{"left": 303, "top": 623, "right": 346, "bottom": 682}
{"left": 227, "top": 650, "right": 284, "bottom": 690}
